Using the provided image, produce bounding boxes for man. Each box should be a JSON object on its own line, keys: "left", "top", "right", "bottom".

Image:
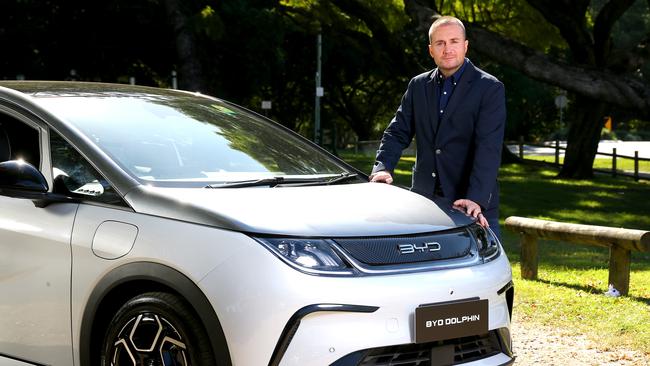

{"left": 370, "top": 15, "right": 506, "bottom": 238}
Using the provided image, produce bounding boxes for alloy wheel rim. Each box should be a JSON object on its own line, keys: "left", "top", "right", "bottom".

{"left": 110, "top": 312, "right": 189, "bottom": 366}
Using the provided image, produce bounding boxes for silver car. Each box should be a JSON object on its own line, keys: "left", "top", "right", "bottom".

{"left": 0, "top": 81, "right": 514, "bottom": 366}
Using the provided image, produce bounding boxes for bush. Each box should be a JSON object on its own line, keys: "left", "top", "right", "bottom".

{"left": 600, "top": 127, "right": 618, "bottom": 140}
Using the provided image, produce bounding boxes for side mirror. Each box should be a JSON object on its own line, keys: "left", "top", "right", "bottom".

{"left": 0, "top": 160, "right": 49, "bottom": 193}
{"left": 0, "top": 160, "right": 81, "bottom": 207}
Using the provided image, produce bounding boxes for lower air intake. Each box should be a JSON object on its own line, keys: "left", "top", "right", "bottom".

{"left": 333, "top": 331, "right": 504, "bottom": 366}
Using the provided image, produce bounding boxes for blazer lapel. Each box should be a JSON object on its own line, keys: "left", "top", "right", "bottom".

{"left": 424, "top": 69, "right": 440, "bottom": 135}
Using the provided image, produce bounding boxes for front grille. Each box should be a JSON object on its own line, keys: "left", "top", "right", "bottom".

{"left": 332, "top": 331, "right": 503, "bottom": 366}
{"left": 333, "top": 228, "right": 473, "bottom": 266}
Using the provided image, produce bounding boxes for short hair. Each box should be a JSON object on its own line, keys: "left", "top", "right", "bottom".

{"left": 428, "top": 16, "right": 466, "bottom": 44}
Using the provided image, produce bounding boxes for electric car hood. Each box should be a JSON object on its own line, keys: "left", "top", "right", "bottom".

{"left": 125, "top": 182, "right": 474, "bottom": 236}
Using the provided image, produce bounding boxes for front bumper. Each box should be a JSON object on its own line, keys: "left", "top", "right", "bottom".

{"left": 198, "top": 237, "right": 514, "bottom": 366}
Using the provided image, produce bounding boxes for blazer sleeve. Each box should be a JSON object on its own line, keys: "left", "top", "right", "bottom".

{"left": 466, "top": 81, "right": 506, "bottom": 209}
{"left": 372, "top": 78, "right": 416, "bottom": 174}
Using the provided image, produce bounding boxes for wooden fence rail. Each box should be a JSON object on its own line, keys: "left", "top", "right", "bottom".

{"left": 505, "top": 216, "right": 650, "bottom": 296}
{"left": 510, "top": 139, "right": 650, "bottom": 181}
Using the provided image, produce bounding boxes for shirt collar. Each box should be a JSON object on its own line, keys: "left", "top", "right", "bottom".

{"left": 435, "top": 58, "right": 468, "bottom": 84}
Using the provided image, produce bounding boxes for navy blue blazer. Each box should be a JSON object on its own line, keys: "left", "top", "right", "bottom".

{"left": 373, "top": 60, "right": 506, "bottom": 213}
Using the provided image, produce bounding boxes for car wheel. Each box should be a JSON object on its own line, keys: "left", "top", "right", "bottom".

{"left": 101, "top": 291, "right": 215, "bottom": 366}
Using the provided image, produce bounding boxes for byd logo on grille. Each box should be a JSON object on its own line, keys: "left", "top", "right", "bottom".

{"left": 397, "top": 242, "right": 441, "bottom": 254}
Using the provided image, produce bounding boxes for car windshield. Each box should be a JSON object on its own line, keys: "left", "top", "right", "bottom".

{"left": 37, "top": 91, "right": 350, "bottom": 187}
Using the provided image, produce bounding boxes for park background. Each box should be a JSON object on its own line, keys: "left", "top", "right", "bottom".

{"left": 2, "top": 0, "right": 649, "bottom": 362}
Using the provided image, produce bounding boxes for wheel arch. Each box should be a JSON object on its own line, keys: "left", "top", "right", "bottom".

{"left": 79, "top": 261, "right": 232, "bottom": 366}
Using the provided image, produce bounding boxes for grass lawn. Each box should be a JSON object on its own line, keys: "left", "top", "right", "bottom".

{"left": 525, "top": 155, "right": 650, "bottom": 175}
{"left": 342, "top": 153, "right": 650, "bottom": 354}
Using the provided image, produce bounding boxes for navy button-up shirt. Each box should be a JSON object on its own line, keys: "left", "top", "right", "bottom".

{"left": 435, "top": 58, "right": 468, "bottom": 118}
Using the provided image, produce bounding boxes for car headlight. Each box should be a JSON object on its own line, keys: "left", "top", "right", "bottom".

{"left": 254, "top": 237, "right": 354, "bottom": 275}
{"left": 469, "top": 224, "right": 501, "bottom": 262}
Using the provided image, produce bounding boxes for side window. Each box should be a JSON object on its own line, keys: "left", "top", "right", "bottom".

{"left": 50, "top": 131, "right": 126, "bottom": 207}
{"left": 0, "top": 113, "right": 41, "bottom": 167}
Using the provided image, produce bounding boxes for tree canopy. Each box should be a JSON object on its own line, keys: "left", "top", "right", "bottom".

{"left": 1, "top": 0, "right": 649, "bottom": 178}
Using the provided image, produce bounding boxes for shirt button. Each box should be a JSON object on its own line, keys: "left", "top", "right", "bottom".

{"left": 432, "top": 172, "right": 436, "bottom": 178}
{"left": 440, "top": 110, "right": 443, "bottom": 113}
{"left": 436, "top": 149, "right": 442, "bottom": 155}
{"left": 443, "top": 91, "right": 447, "bottom": 95}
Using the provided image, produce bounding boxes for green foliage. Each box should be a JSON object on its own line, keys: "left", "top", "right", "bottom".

{"left": 194, "top": 5, "right": 224, "bottom": 40}
{"left": 616, "top": 119, "right": 650, "bottom": 140}
{"left": 1, "top": 0, "right": 647, "bottom": 148}
{"left": 437, "top": 0, "right": 565, "bottom": 52}
{"left": 280, "top": 0, "right": 413, "bottom": 140}
{"left": 0, "top": 0, "right": 174, "bottom": 83}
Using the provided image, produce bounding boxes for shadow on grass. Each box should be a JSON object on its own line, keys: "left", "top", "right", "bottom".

{"left": 499, "top": 162, "right": 650, "bottom": 230}
{"left": 533, "top": 277, "right": 650, "bottom": 306}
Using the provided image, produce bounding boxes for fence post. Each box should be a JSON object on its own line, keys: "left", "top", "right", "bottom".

{"left": 609, "top": 245, "right": 631, "bottom": 296}
{"left": 520, "top": 233, "right": 539, "bottom": 280}
{"left": 555, "top": 139, "right": 560, "bottom": 166}
{"left": 612, "top": 148, "right": 617, "bottom": 177}
{"left": 519, "top": 136, "right": 524, "bottom": 159}
{"left": 634, "top": 151, "right": 639, "bottom": 181}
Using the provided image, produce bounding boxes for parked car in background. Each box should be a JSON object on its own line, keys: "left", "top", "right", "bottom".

{"left": 0, "top": 81, "right": 514, "bottom": 366}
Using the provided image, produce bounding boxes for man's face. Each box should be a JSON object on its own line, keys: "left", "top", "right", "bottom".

{"left": 428, "top": 23, "right": 468, "bottom": 76}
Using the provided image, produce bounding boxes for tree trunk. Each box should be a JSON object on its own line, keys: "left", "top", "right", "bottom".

{"left": 558, "top": 96, "right": 606, "bottom": 178}
{"left": 163, "top": 0, "right": 206, "bottom": 92}
{"left": 501, "top": 143, "right": 521, "bottom": 164}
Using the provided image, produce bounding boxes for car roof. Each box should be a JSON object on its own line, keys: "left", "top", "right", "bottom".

{"left": 0, "top": 80, "right": 195, "bottom": 99}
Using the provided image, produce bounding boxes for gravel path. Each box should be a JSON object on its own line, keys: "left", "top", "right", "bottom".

{"left": 511, "top": 313, "right": 649, "bottom": 365}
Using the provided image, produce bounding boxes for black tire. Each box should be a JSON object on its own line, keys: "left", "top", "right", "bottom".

{"left": 100, "top": 291, "right": 216, "bottom": 366}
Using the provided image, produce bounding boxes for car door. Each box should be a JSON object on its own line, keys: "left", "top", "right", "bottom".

{"left": 0, "top": 110, "right": 77, "bottom": 365}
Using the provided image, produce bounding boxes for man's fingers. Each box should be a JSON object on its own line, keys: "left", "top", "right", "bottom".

{"left": 454, "top": 199, "right": 486, "bottom": 225}
{"left": 478, "top": 213, "right": 489, "bottom": 227}
{"left": 370, "top": 172, "right": 393, "bottom": 184}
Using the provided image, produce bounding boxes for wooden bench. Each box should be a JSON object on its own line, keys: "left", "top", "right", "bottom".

{"left": 505, "top": 216, "right": 650, "bottom": 296}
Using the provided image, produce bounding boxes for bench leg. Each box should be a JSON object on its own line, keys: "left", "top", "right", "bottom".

{"left": 520, "top": 233, "right": 538, "bottom": 280}
{"left": 608, "top": 245, "right": 631, "bottom": 296}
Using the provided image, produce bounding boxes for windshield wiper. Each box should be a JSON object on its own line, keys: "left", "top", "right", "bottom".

{"left": 205, "top": 177, "right": 290, "bottom": 188}
{"left": 271, "top": 173, "right": 362, "bottom": 187}
{"left": 206, "top": 176, "right": 324, "bottom": 188}
{"left": 204, "top": 173, "right": 362, "bottom": 189}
